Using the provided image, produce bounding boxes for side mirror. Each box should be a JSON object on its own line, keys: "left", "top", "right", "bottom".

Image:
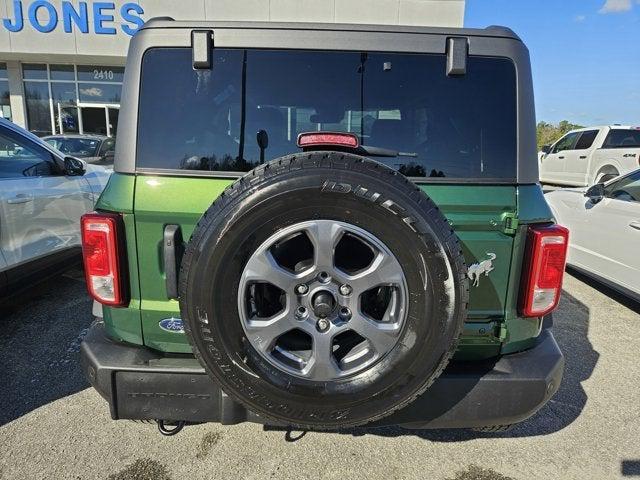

{"left": 64, "top": 156, "right": 86, "bottom": 176}
{"left": 585, "top": 183, "right": 605, "bottom": 204}
{"left": 103, "top": 150, "right": 115, "bottom": 161}
{"left": 541, "top": 145, "right": 552, "bottom": 154}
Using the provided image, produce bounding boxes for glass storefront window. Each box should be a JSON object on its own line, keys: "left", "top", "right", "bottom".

{"left": 58, "top": 106, "right": 80, "bottom": 134}
{"left": 22, "top": 63, "right": 123, "bottom": 136}
{"left": 24, "top": 81, "right": 52, "bottom": 136}
{"left": 23, "top": 64, "right": 48, "bottom": 80}
{"left": 77, "top": 65, "right": 124, "bottom": 83}
{"left": 52, "top": 82, "right": 79, "bottom": 134}
{"left": 0, "top": 63, "right": 11, "bottom": 121}
{"left": 78, "top": 83, "right": 122, "bottom": 104}
{"left": 50, "top": 64, "right": 75, "bottom": 81}
{"left": 51, "top": 82, "right": 77, "bottom": 105}
{"left": 0, "top": 81, "right": 11, "bottom": 121}
{"left": 109, "top": 108, "right": 119, "bottom": 136}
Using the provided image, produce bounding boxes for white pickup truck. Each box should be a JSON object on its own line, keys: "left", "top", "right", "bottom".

{"left": 539, "top": 126, "right": 640, "bottom": 186}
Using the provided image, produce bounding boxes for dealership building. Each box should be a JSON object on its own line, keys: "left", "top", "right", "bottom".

{"left": 0, "top": 0, "right": 464, "bottom": 137}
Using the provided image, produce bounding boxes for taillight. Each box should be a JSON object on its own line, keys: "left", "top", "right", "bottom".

{"left": 519, "top": 224, "right": 569, "bottom": 318}
{"left": 81, "top": 212, "right": 128, "bottom": 307}
{"left": 297, "top": 132, "right": 359, "bottom": 149}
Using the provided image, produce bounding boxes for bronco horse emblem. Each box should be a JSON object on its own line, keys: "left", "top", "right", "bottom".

{"left": 468, "top": 253, "right": 497, "bottom": 287}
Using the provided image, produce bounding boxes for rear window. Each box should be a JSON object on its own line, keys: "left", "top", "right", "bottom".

{"left": 602, "top": 129, "right": 640, "bottom": 149}
{"left": 137, "top": 48, "right": 517, "bottom": 179}
{"left": 575, "top": 130, "right": 598, "bottom": 150}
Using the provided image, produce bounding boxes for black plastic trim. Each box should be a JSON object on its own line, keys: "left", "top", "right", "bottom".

{"left": 134, "top": 168, "right": 519, "bottom": 184}
{"left": 446, "top": 37, "right": 468, "bottom": 76}
{"left": 163, "top": 225, "right": 183, "bottom": 299}
{"left": 81, "top": 322, "right": 564, "bottom": 429}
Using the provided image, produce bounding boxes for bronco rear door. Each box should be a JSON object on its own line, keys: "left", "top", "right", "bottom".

{"left": 119, "top": 25, "right": 534, "bottom": 355}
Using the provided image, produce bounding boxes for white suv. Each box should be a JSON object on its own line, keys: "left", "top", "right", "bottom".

{"left": 539, "top": 126, "right": 640, "bottom": 187}
{"left": 0, "top": 118, "right": 111, "bottom": 297}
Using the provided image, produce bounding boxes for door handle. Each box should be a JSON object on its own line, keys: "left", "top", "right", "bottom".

{"left": 7, "top": 193, "right": 33, "bottom": 204}
{"left": 579, "top": 156, "right": 587, "bottom": 159}
{"left": 558, "top": 156, "right": 565, "bottom": 159}
{"left": 629, "top": 221, "right": 640, "bottom": 231}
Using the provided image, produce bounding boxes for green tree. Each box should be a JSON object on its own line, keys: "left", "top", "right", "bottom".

{"left": 536, "top": 120, "right": 584, "bottom": 150}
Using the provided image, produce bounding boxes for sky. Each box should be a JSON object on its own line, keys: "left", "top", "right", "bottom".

{"left": 465, "top": 0, "right": 640, "bottom": 126}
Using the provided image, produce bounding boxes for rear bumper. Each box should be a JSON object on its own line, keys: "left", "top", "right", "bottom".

{"left": 80, "top": 321, "right": 564, "bottom": 429}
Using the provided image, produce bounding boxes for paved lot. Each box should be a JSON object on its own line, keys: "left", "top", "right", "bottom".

{"left": 0, "top": 269, "right": 639, "bottom": 480}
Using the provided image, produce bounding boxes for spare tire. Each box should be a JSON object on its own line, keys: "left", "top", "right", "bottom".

{"left": 179, "top": 152, "right": 468, "bottom": 429}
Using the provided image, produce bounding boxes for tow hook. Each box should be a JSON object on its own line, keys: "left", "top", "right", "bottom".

{"left": 157, "top": 420, "right": 186, "bottom": 436}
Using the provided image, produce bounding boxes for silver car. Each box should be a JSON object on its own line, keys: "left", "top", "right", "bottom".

{"left": 0, "top": 118, "right": 111, "bottom": 297}
{"left": 44, "top": 134, "right": 116, "bottom": 166}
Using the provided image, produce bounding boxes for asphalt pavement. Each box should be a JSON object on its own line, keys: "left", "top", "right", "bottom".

{"left": 0, "top": 268, "right": 639, "bottom": 480}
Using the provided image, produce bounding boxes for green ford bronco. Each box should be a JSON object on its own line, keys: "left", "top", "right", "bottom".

{"left": 80, "top": 19, "right": 568, "bottom": 434}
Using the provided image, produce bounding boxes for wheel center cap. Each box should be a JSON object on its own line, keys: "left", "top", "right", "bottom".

{"left": 311, "top": 290, "right": 335, "bottom": 318}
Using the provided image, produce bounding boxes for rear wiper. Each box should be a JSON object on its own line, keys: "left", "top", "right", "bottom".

{"left": 356, "top": 145, "right": 418, "bottom": 158}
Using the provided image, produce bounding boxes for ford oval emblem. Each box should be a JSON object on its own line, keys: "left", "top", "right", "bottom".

{"left": 159, "top": 318, "right": 185, "bottom": 333}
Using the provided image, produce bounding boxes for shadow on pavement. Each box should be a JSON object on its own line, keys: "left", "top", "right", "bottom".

{"left": 265, "top": 288, "right": 599, "bottom": 441}
{"left": 0, "top": 268, "right": 93, "bottom": 426}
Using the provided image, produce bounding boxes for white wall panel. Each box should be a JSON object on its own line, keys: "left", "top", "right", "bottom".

{"left": 142, "top": 0, "right": 206, "bottom": 22}
{"left": 335, "top": 0, "right": 399, "bottom": 25}
{"left": 270, "top": 0, "right": 335, "bottom": 23}
{"left": 398, "top": 0, "right": 464, "bottom": 27}
{"left": 204, "top": 0, "right": 269, "bottom": 21}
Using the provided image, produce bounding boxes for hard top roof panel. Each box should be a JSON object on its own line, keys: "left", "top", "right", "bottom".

{"left": 140, "top": 18, "right": 521, "bottom": 42}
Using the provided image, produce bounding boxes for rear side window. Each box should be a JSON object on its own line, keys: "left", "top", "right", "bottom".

{"left": 602, "top": 129, "right": 640, "bottom": 149}
{"left": 99, "top": 138, "right": 115, "bottom": 155}
{"left": 575, "top": 130, "right": 598, "bottom": 150}
{"left": 137, "top": 48, "right": 517, "bottom": 179}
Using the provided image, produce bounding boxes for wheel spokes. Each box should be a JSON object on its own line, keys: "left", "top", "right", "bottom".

{"left": 304, "top": 333, "right": 342, "bottom": 380}
{"left": 243, "top": 249, "right": 300, "bottom": 292}
{"left": 347, "top": 252, "right": 404, "bottom": 293}
{"left": 245, "top": 309, "right": 293, "bottom": 353}
{"left": 304, "top": 222, "right": 344, "bottom": 271}
{"left": 349, "top": 313, "right": 401, "bottom": 355}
